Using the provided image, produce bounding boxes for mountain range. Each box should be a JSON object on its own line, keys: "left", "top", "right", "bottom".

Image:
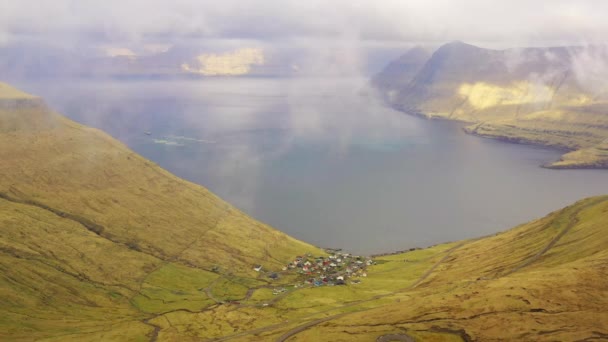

{"left": 373, "top": 41, "right": 608, "bottom": 169}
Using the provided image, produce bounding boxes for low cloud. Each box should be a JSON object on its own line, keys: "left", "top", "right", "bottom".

{"left": 1, "top": 1, "right": 607, "bottom": 49}
{"left": 103, "top": 47, "right": 137, "bottom": 58}
{"left": 571, "top": 46, "right": 608, "bottom": 96}
{"left": 502, "top": 44, "right": 608, "bottom": 101}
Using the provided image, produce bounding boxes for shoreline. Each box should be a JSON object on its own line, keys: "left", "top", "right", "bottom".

{"left": 391, "top": 105, "right": 607, "bottom": 170}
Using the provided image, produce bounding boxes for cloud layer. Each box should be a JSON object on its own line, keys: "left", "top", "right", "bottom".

{"left": 1, "top": 0, "right": 607, "bottom": 48}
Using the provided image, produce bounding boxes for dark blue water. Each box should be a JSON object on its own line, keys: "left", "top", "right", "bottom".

{"left": 17, "top": 78, "right": 608, "bottom": 254}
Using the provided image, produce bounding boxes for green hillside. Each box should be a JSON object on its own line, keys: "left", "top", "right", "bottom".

{"left": 0, "top": 83, "right": 607, "bottom": 341}
{"left": 244, "top": 196, "right": 608, "bottom": 341}
{"left": 0, "top": 84, "right": 322, "bottom": 341}
{"left": 374, "top": 42, "right": 608, "bottom": 169}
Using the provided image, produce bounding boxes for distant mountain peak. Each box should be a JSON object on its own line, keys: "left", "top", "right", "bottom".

{"left": 433, "top": 41, "right": 485, "bottom": 57}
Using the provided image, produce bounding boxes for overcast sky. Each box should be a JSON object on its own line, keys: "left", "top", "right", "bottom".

{"left": 1, "top": 0, "right": 607, "bottom": 50}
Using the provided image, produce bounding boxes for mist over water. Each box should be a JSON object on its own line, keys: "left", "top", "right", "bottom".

{"left": 18, "top": 77, "right": 608, "bottom": 254}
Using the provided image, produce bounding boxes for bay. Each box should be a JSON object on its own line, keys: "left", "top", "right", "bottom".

{"left": 18, "top": 77, "right": 608, "bottom": 254}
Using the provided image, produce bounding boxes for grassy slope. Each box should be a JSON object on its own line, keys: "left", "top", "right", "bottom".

{"left": 150, "top": 198, "right": 607, "bottom": 342}
{"left": 0, "top": 84, "right": 323, "bottom": 340}
{"left": 0, "top": 98, "right": 319, "bottom": 274}
{"left": 379, "top": 43, "right": 608, "bottom": 168}
{"left": 257, "top": 196, "right": 608, "bottom": 342}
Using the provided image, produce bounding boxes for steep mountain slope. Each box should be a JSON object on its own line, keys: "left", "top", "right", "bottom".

{"left": 371, "top": 47, "right": 431, "bottom": 96}
{"left": 0, "top": 82, "right": 322, "bottom": 340}
{"left": 374, "top": 42, "right": 608, "bottom": 169}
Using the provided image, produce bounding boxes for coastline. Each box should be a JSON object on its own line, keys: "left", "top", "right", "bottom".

{"left": 390, "top": 105, "right": 608, "bottom": 170}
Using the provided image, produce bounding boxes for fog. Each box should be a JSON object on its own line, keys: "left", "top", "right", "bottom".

{"left": 2, "top": 1, "right": 608, "bottom": 81}
{"left": 2, "top": 1, "right": 607, "bottom": 46}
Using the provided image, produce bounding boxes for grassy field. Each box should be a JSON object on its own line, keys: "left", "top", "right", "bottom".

{"left": 1, "top": 83, "right": 607, "bottom": 341}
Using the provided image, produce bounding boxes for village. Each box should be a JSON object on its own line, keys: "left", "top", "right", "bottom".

{"left": 254, "top": 249, "right": 375, "bottom": 292}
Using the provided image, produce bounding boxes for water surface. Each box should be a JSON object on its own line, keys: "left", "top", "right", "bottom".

{"left": 18, "top": 78, "right": 608, "bottom": 254}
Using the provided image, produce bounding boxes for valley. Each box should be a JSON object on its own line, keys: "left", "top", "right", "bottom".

{"left": 2, "top": 1, "right": 608, "bottom": 341}
{"left": 0, "top": 82, "right": 607, "bottom": 341}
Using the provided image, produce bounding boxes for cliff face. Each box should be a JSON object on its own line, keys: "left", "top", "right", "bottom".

{"left": 374, "top": 42, "right": 608, "bottom": 168}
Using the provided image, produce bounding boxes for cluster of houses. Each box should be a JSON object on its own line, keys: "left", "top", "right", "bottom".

{"left": 281, "top": 250, "right": 374, "bottom": 287}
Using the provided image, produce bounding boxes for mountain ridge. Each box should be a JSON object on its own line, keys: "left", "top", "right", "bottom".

{"left": 373, "top": 42, "right": 608, "bottom": 169}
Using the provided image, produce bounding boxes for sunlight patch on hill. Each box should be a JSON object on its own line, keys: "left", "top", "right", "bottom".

{"left": 181, "top": 48, "right": 265, "bottom": 76}
{"left": 458, "top": 81, "right": 554, "bottom": 109}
